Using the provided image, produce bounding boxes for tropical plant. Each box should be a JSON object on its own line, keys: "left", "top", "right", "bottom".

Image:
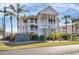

{"left": 0, "top": 6, "right": 8, "bottom": 38}
{"left": 62, "top": 34, "right": 71, "bottom": 40}
{"left": 5, "top": 34, "right": 15, "bottom": 42}
{"left": 50, "top": 32, "right": 63, "bottom": 41}
{"left": 6, "top": 11, "right": 15, "bottom": 34}
{"left": 31, "top": 34, "right": 39, "bottom": 41}
{"left": 70, "top": 17, "right": 75, "bottom": 40}
{"left": 0, "top": 27, "right": 2, "bottom": 34}
{"left": 39, "top": 35, "right": 46, "bottom": 42}
{"left": 63, "top": 15, "right": 71, "bottom": 34}
{"left": 75, "top": 18, "right": 79, "bottom": 34}
{"left": 20, "top": 14, "right": 28, "bottom": 22}
{"left": 71, "top": 18, "right": 79, "bottom": 34}
{"left": 9, "top": 3, "right": 29, "bottom": 33}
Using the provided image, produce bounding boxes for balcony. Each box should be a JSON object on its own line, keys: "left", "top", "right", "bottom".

{"left": 29, "top": 18, "right": 38, "bottom": 24}
{"left": 30, "top": 25, "right": 38, "bottom": 32}
{"left": 40, "top": 23, "right": 56, "bottom": 28}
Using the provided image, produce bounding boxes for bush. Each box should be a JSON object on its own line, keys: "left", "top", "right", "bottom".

{"left": 46, "top": 37, "right": 52, "bottom": 40}
{"left": 49, "top": 32, "right": 63, "bottom": 41}
{"left": 31, "top": 35, "right": 39, "bottom": 40}
{"left": 62, "top": 34, "right": 71, "bottom": 40}
{"left": 4, "top": 34, "right": 15, "bottom": 42}
{"left": 39, "top": 35, "right": 46, "bottom": 42}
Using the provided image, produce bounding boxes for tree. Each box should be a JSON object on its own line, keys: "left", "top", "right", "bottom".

{"left": 71, "top": 18, "right": 76, "bottom": 34}
{"left": 63, "top": 15, "right": 71, "bottom": 34}
{"left": 20, "top": 14, "right": 29, "bottom": 40}
{"left": 9, "top": 3, "right": 29, "bottom": 33}
{"left": 75, "top": 18, "right": 79, "bottom": 34}
{"left": 70, "top": 17, "right": 79, "bottom": 40}
{"left": 70, "top": 17, "right": 76, "bottom": 40}
{"left": 6, "top": 11, "right": 15, "bottom": 34}
{"left": 20, "top": 14, "right": 28, "bottom": 23}
{"left": 0, "top": 27, "right": 2, "bottom": 33}
{"left": 0, "top": 6, "right": 7, "bottom": 38}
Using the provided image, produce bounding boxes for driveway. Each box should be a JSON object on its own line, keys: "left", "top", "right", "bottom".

{"left": 0, "top": 45, "right": 79, "bottom": 55}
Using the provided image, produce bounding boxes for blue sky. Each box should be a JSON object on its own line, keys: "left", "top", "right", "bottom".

{"left": 0, "top": 3, "right": 79, "bottom": 33}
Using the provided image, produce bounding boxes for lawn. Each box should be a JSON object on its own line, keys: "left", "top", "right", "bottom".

{"left": 1, "top": 41, "right": 79, "bottom": 51}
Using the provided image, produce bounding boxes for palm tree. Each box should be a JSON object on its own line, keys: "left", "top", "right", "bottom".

{"left": 63, "top": 15, "right": 71, "bottom": 34}
{"left": 19, "top": 14, "right": 28, "bottom": 32}
{"left": 6, "top": 11, "right": 15, "bottom": 34}
{"left": 71, "top": 18, "right": 76, "bottom": 34}
{"left": 20, "top": 14, "right": 28, "bottom": 23}
{"left": 20, "top": 14, "right": 29, "bottom": 40}
{"left": 0, "top": 6, "right": 7, "bottom": 38}
{"left": 75, "top": 18, "right": 79, "bottom": 34}
{"left": 0, "top": 26, "right": 2, "bottom": 34}
{"left": 70, "top": 17, "right": 76, "bottom": 40}
{"left": 9, "top": 3, "right": 28, "bottom": 33}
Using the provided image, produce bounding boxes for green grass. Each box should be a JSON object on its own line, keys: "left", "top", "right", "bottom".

{"left": 1, "top": 41, "right": 79, "bottom": 51}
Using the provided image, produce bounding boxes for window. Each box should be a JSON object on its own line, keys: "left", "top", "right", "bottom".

{"left": 30, "top": 25, "right": 38, "bottom": 31}
{"left": 51, "top": 19, "right": 52, "bottom": 23}
{"left": 48, "top": 18, "right": 52, "bottom": 24}
{"left": 30, "top": 18, "right": 34, "bottom": 23}
{"left": 51, "top": 29, "right": 55, "bottom": 32}
{"left": 35, "top": 18, "right": 37, "bottom": 23}
{"left": 42, "top": 28, "right": 46, "bottom": 35}
{"left": 53, "top": 19, "right": 55, "bottom": 23}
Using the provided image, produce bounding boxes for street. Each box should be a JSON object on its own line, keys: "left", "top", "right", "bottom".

{"left": 0, "top": 45, "right": 79, "bottom": 55}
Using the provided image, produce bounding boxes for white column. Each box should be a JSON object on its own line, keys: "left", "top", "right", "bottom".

{"left": 55, "top": 16, "right": 59, "bottom": 32}
{"left": 39, "top": 14, "right": 42, "bottom": 35}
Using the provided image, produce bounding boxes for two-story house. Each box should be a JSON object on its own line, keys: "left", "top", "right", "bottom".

{"left": 18, "top": 6, "right": 59, "bottom": 40}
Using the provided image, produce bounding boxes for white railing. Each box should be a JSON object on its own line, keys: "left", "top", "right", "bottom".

{"left": 40, "top": 24, "right": 56, "bottom": 28}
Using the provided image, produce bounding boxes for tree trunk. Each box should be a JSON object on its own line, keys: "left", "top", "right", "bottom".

{"left": 17, "top": 13, "right": 19, "bottom": 33}
{"left": 10, "top": 16, "right": 13, "bottom": 34}
{"left": 3, "top": 7, "right": 6, "bottom": 39}
{"left": 3, "top": 14, "right": 6, "bottom": 38}
{"left": 75, "top": 22, "right": 77, "bottom": 34}
{"left": 65, "top": 19, "right": 67, "bottom": 34}
{"left": 72, "top": 22, "right": 74, "bottom": 41}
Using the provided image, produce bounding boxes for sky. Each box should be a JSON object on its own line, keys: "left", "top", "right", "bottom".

{"left": 0, "top": 3, "right": 79, "bottom": 33}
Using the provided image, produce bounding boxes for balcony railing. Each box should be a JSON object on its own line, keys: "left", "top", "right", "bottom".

{"left": 30, "top": 29, "right": 38, "bottom": 32}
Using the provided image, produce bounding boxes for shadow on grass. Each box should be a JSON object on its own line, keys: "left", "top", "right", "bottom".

{"left": 4, "top": 41, "right": 44, "bottom": 47}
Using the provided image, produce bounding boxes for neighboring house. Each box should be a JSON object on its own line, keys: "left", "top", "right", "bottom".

{"left": 59, "top": 25, "right": 72, "bottom": 34}
{"left": 59, "top": 24, "right": 79, "bottom": 34}
{"left": 19, "top": 6, "right": 59, "bottom": 37}
{"left": 72, "top": 22, "right": 79, "bottom": 34}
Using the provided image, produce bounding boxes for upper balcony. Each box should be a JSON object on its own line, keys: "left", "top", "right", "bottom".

{"left": 30, "top": 25, "right": 38, "bottom": 32}
{"left": 40, "top": 23, "right": 56, "bottom": 28}
{"left": 29, "top": 17, "right": 38, "bottom": 25}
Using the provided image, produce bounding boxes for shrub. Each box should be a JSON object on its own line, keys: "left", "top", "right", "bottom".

{"left": 46, "top": 36, "right": 52, "bottom": 41}
{"left": 4, "top": 34, "right": 15, "bottom": 42}
{"left": 31, "top": 35, "right": 39, "bottom": 40}
{"left": 62, "top": 34, "right": 71, "bottom": 40}
{"left": 49, "top": 32, "right": 63, "bottom": 41}
{"left": 39, "top": 35, "right": 46, "bottom": 42}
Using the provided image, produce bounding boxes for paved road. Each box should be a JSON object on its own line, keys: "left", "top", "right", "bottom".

{"left": 1, "top": 45, "right": 79, "bottom": 55}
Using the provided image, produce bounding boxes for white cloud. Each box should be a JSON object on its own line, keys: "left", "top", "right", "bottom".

{"left": 49, "top": 3, "right": 79, "bottom": 11}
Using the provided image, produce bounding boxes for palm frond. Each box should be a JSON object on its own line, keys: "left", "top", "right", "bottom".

{"left": 0, "top": 10, "right": 3, "bottom": 12}
{"left": 23, "top": 9, "right": 29, "bottom": 12}
{"left": 6, "top": 11, "right": 16, "bottom": 16}
{"left": 20, "top": 15, "right": 28, "bottom": 22}
{"left": 20, "top": 5, "right": 26, "bottom": 9}
{"left": 64, "top": 21, "right": 70, "bottom": 24}
{"left": 9, "top": 5, "right": 16, "bottom": 12}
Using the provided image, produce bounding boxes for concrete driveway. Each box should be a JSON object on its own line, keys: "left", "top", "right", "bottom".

{"left": 0, "top": 45, "right": 79, "bottom": 55}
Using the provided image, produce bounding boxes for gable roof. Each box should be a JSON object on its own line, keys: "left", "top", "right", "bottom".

{"left": 38, "top": 6, "right": 59, "bottom": 16}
